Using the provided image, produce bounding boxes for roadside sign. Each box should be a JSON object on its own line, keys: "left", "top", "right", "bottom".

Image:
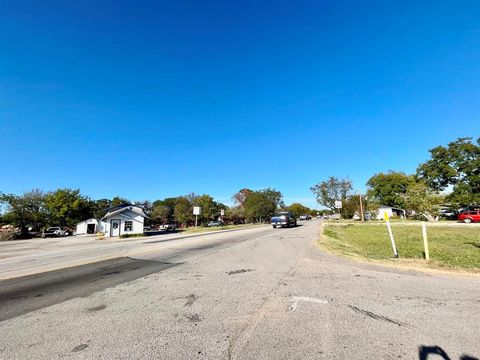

{"left": 383, "top": 212, "right": 389, "bottom": 221}
{"left": 220, "top": 209, "right": 225, "bottom": 216}
{"left": 334, "top": 200, "right": 342, "bottom": 209}
{"left": 193, "top": 206, "right": 201, "bottom": 215}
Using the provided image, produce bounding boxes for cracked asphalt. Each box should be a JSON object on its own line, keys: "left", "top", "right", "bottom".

{"left": 0, "top": 220, "right": 479, "bottom": 359}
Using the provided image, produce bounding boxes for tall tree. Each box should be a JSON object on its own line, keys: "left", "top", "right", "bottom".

{"left": 174, "top": 196, "right": 193, "bottom": 227}
{"left": 366, "top": 171, "right": 416, "bottom": 208}
{"left": 286, "top": 203, "right": 311, "bottom": 218}
{"left": 196, "top": 194, "right": 219, "bottom": 224}
{"left": 310, "top": 177, "right": 353, "bottom": 211}
{"left": 243, "top": 189, "right": 283, "bottom": 223}
{"left": 110, "top": 196, "right": 130, "bottom": 207}
{"left": 0, "top": 189, "right": 47, "bottom": 234}
{"left": 416, "top": 137, "right": 480, "bottom": 205}
{"left": 44, "top": 189, "right": 93, "bottom": 227}
{"left": 151, "top": 198, "right": 177, "bottom": 225}
{"left": 402, "top": 182, "right": 444, "bottom": 221}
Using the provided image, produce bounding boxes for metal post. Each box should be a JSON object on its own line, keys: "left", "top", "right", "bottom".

{"left": 422, "top": 222, "right": 429, "bottom": 260}
{"left": 386, "top": 220, "right": 398, "bottom": 258}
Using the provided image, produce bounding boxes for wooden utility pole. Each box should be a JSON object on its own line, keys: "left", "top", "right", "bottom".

{"left": 358, "top": 192, "right": 365, "bottom": 222}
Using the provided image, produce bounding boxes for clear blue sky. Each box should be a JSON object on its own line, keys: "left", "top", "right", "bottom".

{"left": 1, "top": 1, "right": 479, "bottom": 208}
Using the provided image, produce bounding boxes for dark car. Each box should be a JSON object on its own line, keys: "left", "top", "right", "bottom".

{"left": 458, "top": 211, "right": 480, "bottom": 223}
{"left": 271, "top": 212, "right": 297, "bottom": 228}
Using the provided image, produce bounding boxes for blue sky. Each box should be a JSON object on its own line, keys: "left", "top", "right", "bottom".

{"left": 1, "top": 0, "right": 479, "bottom": 208}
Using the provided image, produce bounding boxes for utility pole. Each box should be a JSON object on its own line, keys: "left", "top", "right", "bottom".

{"left": 358, "top": 191, "right": 365, "bottom": 222}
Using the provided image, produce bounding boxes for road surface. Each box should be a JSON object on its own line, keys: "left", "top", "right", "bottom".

{"left": 0, "top": 220, "right": 479, "bottom": 359}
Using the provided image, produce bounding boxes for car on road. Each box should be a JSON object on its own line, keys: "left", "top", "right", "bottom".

{"left": 271, "top": 212, "right": 297, "bottom": 228}
{"left": 207, "top": 221, "right": 224, "bottom": 227}
{"left": 42, "top": 227, "right": 69, "bottom": 238}
{"left": 299, "top": 214, "right": 311, "bottom": 221}
{"left": 458, "top": 211, "right": 480, "bottom": 223}
{"left": 159, "top": 223, "right": 177, "bottom": 231}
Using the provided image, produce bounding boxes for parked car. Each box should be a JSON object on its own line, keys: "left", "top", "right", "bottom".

{"left": 299, "top": 214, "right": 311, "bottom": 221}
{"left": 159, "top": 223, "right": 177, "bottom": 231}
{"left": 42, "top": 227, "right": 69, "bottom": 238}
{"left": 458, "top": 211, "right": 480, "bottom": 223}
{"left": 271, "top": 212, "right": 297, "bottom": 228}
{"left": 207, "top": 221, "right": 224, "bottom": 227}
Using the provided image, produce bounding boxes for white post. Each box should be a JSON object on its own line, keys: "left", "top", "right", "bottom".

{"left": 384, "top": 213, "right": 398, "bottom": 258}
{"left": 422, "top": 222, "right": 429, "bottom": 261}
{"left": 195, "top": 215, "right": 198, "bottom": 228}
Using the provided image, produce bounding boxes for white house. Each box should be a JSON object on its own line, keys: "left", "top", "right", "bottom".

{"left": 75, "top": 218, "right": 101, "bottom": 235}
{"left": 101, "top": 203, "right": 147, "bottom": 238}
{"left": 375, "top": 205, "right": 406, "bottom": 220}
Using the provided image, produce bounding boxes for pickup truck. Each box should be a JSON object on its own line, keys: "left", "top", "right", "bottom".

{"left": 42, "top": 227, "right": 69, "bottom": 238}
{"left": 271, "top": 212, "right": 297, "bottom": 228}
{"left": 159, "top": 223, "right": 177, "bottom": 231}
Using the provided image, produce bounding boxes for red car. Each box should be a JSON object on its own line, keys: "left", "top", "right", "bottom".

{"left": 458, "top": 211, "right": 480, "bottom": 223}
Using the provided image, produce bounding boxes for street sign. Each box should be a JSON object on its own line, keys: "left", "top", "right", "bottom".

{"left": 334, "top": 200, "right": 342, "bottom": 209}
{"left": 220, "top": 209, "right": 225, "bottom": 216}
{"left": 193, "top": 206, "right": 201, "bottom": 215}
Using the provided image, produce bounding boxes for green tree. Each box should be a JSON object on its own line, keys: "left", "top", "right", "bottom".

{"left": 0, "top": 189, "right": 47, "bottom": 234}
{"left": 310, "top": 177, "right": 353, "bottom": 211}
{"left": 416, "top": 137, "right": 480, "bottom": 206}
{"left": 93, "top": 198, "right": 111, "bottom": 219}
{"left": 286, "top": 203, "right": 311, "bottom": 218}
{"left": 174, "top": 196, "right": 193, "bottom": 227}
{"left": 151, "top": 198, "right": 177, "bottom": 225}
{"left": 44, "top": 189, "right": 93, "bottom": 227}
{"left": 243, "top": 189, "right": 283, "bottom": 223}
{"left": 366, "top": 172, "right": 416, "bottom": 208}
{"left": 196, "top": 194, "right": 219, "bottom": 224}
{"left": 402, "top": 182, "right": 444, "bottom": 221}
{"left": 110, "top": 196, "right": 129, "bottom": 207}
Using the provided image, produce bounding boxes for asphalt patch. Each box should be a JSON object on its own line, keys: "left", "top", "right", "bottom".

{"left": 185, "top": 314, "right": 201, "bottom": 323}
{"left": 227, "top": 269, "right": 254, "bottom": 275}
{"left": 184, "top": 294, "right": 198, "bottom": 307}
{"left": 348, "top": 305, "right": 405, "bottom": 326}
{"left": 0, "top": 257, "right": 179, "bottom": 322}
{"left": 87, "top": 304, "right": 106, "bottom": 312}
{"left": 72, "top": 344, "right": 88, "bottom": 352}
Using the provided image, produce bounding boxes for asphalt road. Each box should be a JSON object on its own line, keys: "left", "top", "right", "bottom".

{"left": 0, "top": 220, "right": 479, "bottom": 359}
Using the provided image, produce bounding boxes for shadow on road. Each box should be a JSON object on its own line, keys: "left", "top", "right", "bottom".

{"left": 0, "top": 257, "right": 180, "bottom": 322}
{"left": 419, "top": 345, "right": 479, "bottom": 360}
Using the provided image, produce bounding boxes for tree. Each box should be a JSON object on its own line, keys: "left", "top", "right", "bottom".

{"left": 402, "top": 182, "right": 444, "bottom": 221}
{"left": 416, "top": 137, "right": 480, "bottom": 205}
{"left": 174, "top": 196, "right": 193, "bottom": 227}
{"left": 366, "top": 172, "right": 416, "bottom": 209}
{"left": 243, "top": 189, "right": 283, "bottom": 223}
{"left": 151, "top": 198, "right": 177, "bottom": 225}
{"left": 93, "top": 199, "right": 111, "bottom": 219}
{"left": 0, "top": 189, "right": 47, "bottom": 235}
{"left": 110, "top": 196, "right": 129, "bottom": 207}
{"left": 44, "top": 189, "right": 93, "bottom": 227}
{"left": 286, "top": 203, "right": 311, "bottom": 218}
{"left": 232, "top": 188, "right": 252, "bottom": 208}
{"left": 195, "top": 194, "right": 219, "bottom": 224}
{"left": 310, "top": 177, "right": 353, "bottom": 211}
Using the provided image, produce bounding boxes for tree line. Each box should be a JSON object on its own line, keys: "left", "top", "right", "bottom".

{"left": 311, "top": 137, "right": 479, "bottom": 220}
{"left": 0, "top": 187, "right": 317, "bottom": 238}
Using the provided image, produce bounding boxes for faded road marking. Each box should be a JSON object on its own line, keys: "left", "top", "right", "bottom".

{"left": 289, "top": 296, "right": 328, "bottom": 311}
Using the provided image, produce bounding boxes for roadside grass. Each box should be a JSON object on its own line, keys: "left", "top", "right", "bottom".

{"left": 180, "top": 223, "right": 263, "bottom": 234}
{"left": 321, "top": 223, "right": 480, "bottom": 272}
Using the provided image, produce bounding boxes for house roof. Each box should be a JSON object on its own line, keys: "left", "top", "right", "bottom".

{"left": 102, "top": 205, "right": 147, "bottom": 220}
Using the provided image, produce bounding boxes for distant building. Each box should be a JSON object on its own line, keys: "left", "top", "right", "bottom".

{"left": 75, "top": 203, "right": 147, "bottom": 238}
{"left": 375, "top": 205, "right": 406, "bottom": 220}
{"left": 102, "top": 203, "right": 147, "bottom": 237}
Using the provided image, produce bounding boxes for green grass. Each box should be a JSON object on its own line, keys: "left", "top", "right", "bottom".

{"left": 180, "top": 223, "right": 261, "bottom": 234}
{"left": 322, "top": 223, "right": 480, "bottom": 271}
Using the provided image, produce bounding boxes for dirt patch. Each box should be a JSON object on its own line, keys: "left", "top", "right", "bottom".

{"left": 185, "top": 314, "right": 201, "bottom": 323}
{"left": 184, "top": 294, "right": 198, "bottom": 307}
{"left": 72, "top": 344, "right": 88, "bottom": 352}
{"left": 87, "top": 304, "right": 106, "bottom": 312}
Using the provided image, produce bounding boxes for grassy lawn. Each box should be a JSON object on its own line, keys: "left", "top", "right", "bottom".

{"left": 322, "top": 222, "right": 480, "bottom": 271}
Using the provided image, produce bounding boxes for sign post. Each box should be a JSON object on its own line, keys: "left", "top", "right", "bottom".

{"left": 421, "top": 222, "right": 429, "bottom": 261}
{"left": 334, "top": 200, "right": 342, "bottom": 219}
{"left": 384, "top": 212, "right": 398, "bottom": 258}
{"left": 220, "top": 209, "right": 225, "bottom": 222}
{"left": 193, "top": 206, "right": 201, "bottom": 228}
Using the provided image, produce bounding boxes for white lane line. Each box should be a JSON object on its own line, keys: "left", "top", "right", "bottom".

{"left": 289, "top": 296, "right": 329, "bottom": 312}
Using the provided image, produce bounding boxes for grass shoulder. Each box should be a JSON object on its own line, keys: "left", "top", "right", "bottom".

{"left": 320, "top": 221, "right": 480, "bottom": 273}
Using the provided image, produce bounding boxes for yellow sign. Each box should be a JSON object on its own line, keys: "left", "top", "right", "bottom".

{"left": 383, "top": 212, "right": 389, "bottom": 221}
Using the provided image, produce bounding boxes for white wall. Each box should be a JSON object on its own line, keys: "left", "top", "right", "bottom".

{"left": 103, "top": 210, "right": 144, "bottom": 237}
{"left": 376, "top": 206, "right": 393, "bottom": 220}
{"left": 75, "top": 219, "right": 99, "bottom": 235}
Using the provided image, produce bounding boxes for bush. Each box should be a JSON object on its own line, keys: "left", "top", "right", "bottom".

{"left": 0, "top": 228, "right": 17, "bottom": 241}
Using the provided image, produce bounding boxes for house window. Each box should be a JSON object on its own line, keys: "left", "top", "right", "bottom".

{"left": 124, "top": 221, "right": 133, "bottom": 231}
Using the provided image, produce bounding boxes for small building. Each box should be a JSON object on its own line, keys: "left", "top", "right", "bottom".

{"left": 102, "top": 203, "right": 147, "bottom": 237}
{"left": 75, "top": 218, "right": 101, "bottom": 235}
{"left": 376, "top": 205, "right": 406, "bottom": 220}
